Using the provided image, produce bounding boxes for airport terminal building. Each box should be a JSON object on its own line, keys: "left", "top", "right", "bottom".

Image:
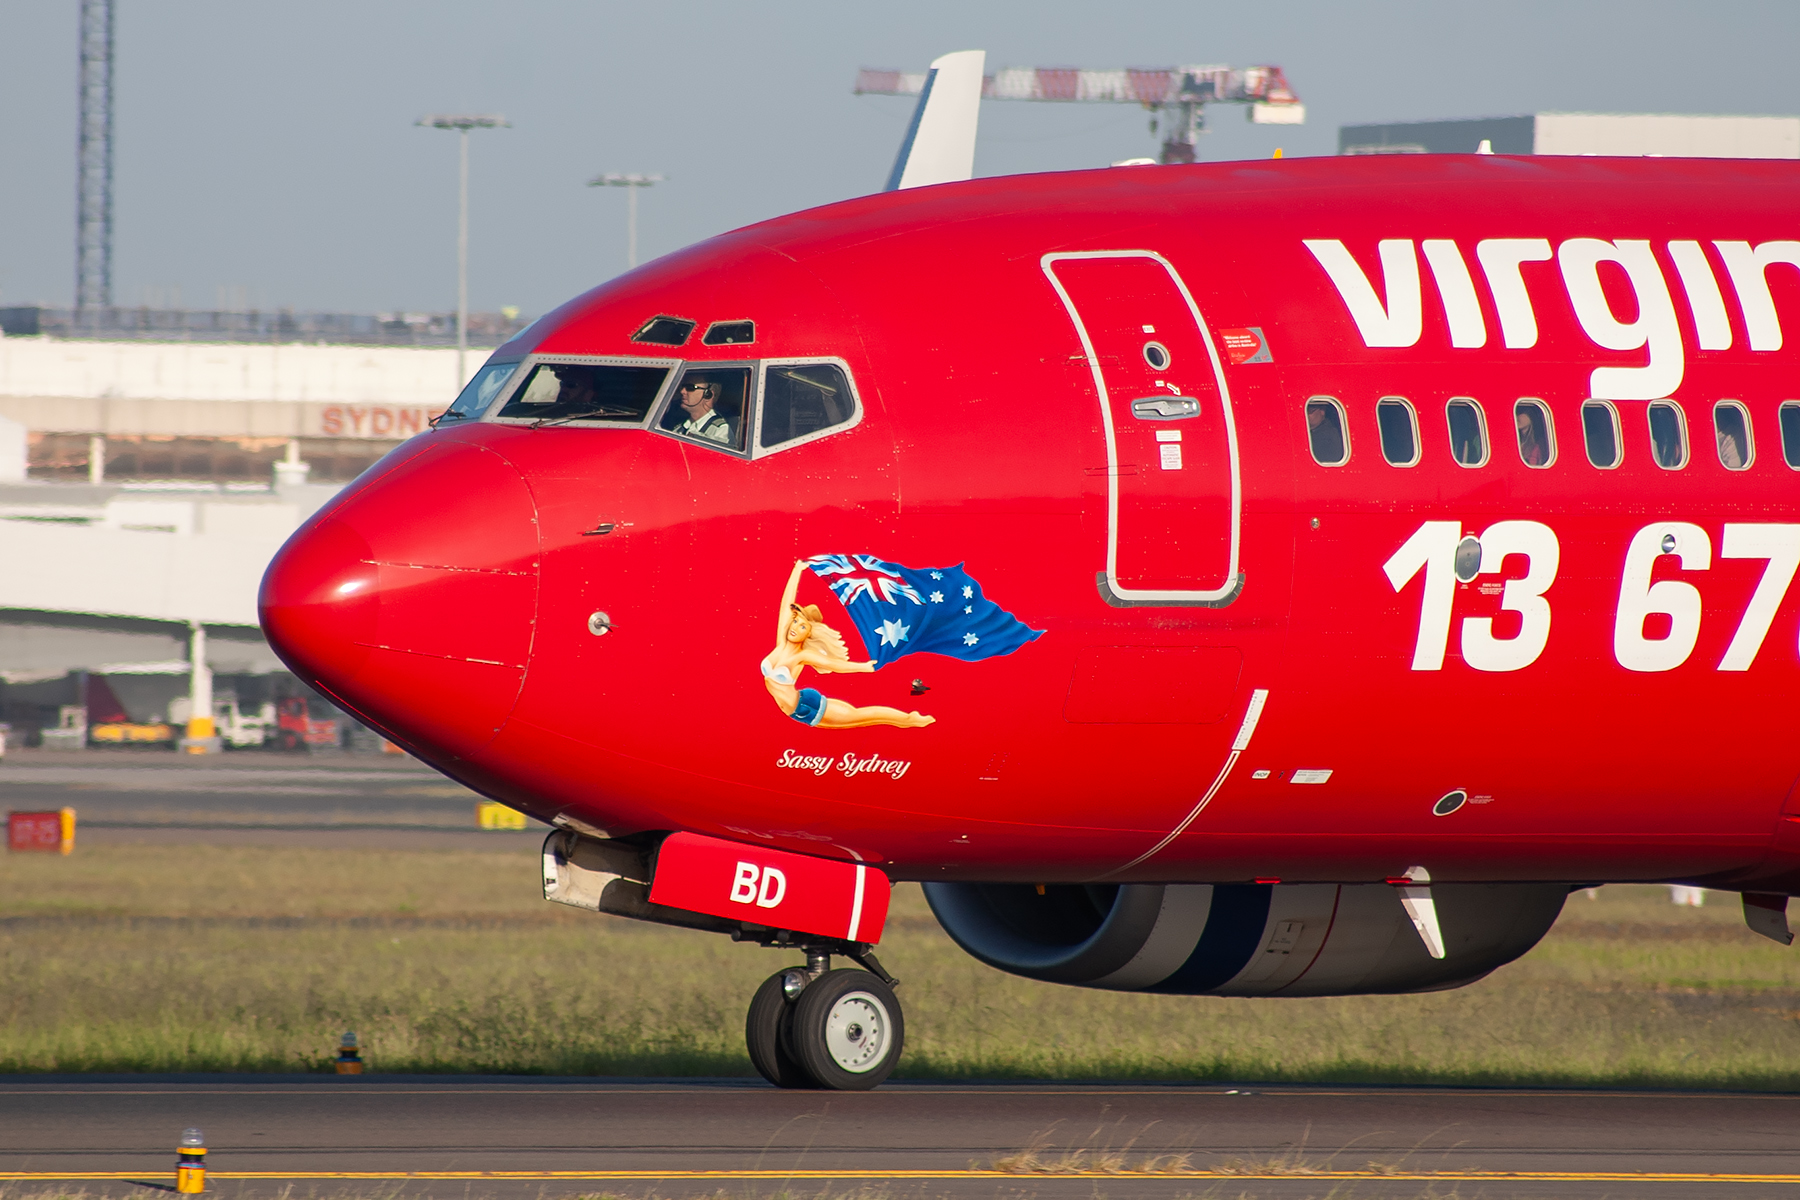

{"left": 0, "top": 318, "right": 497, "bottom": 749}
{"left": 1339, "top": 111, "right": 1800, "bottom": 158}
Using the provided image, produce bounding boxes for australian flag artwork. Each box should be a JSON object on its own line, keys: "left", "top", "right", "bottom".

{"left": 806, "top": 554, "right": 1044, "bottom": 669}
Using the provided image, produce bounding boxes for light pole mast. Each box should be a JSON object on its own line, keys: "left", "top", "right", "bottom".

{"left": 417, "top": 113, "right": 508, "bottom": 382}
{"left": 75, "top": 0, "right": 115, "bottom": 323}
{"left": 587, "top": 173, "right": 664, "bottom": 270}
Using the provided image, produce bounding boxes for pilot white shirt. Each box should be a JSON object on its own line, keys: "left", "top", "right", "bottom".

{"left": 677, "top": 409, "right": 733, "bottom": 444}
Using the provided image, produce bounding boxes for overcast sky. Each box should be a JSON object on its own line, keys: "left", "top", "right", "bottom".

{"left": 1, "top": 0, "right": 1795, "bottom": 317}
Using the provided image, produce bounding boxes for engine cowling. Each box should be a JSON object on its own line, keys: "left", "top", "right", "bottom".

{"left": 921, "top": 881, "right": 1567, "bottom": 996}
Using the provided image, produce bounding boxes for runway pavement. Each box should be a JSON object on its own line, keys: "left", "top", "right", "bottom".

{"left": 0, "top": 748, "right": 542, "bottom": 848}
{"left": 2, "top": 1076, "right": 1798, "bottom": 1199}
{"left": 5, "top": 755, "right": 1795, "bottom": 1197}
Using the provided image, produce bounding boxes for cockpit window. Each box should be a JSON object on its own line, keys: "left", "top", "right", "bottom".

{"left": 495, "top": 362, "right": 670, "bottom": 423}
{"left": 440, "top": 361, "right": 517, "bottom": 422}
{"left": 761, "top": 363, "right": 857, "bottom": 450}
{"left": 657, "top": 365, "right": 753, "bottom": 451}
{"left": 631, "top": 316, "right": 696, "bottom": 346}
{"left": 703, "top": 320, "right": 756, "bottom": 346}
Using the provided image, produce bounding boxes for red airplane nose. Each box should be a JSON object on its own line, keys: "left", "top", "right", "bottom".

{"left": 260, "top": 439, "right": 539, "bottom": 759}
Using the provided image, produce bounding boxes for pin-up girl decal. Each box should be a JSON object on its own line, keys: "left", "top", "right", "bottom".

{"left": 761, "top": 559, "right": 936, "bottom": 729}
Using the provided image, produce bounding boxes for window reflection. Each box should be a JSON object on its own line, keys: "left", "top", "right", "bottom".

{"left": 1445, "top": 398, "right": 1488, "bottom": 466}
{"left": 442, "top": 361, "right": 517, "bottom": 422}
{"left": 496, "top": 362, "right": 670, "bottom": 423}
{"left": 1376, "top": 398, "right": 1418, "bottom": 466}
{"left": 761, "top": 363, "right": 856, "bottom": 449}
{"left": 702, "top": 320, "right": 756, "bottom": 346}
{"left": 1305, "top": 397, "right": 1348, "bottom": 466}
{"left": 1713, "top": 401, "right": 1752, "bottom": 470}
{"left": 1582, "top": 401, "right": 1621, "bottom": 469}
{"left": 1648, "top": 401, "right": 1688, "bottom": 469}
{"left": 631, "top": 316, "right": 695, "bottom": 346}
{"left": 659, "top": 366, "right": 753, "bottom": 451}
{"left": 1514, "top": 399, "right": 1553, "bottom": 468}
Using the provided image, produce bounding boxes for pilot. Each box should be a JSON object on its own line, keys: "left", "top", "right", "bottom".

{"left": 1305, "top": 400, "right": 1344, "bottom": 463}
{"left": 553, "top": 368, "right": 597, "bottom": 415}
{"left": 674, "top": 374, "right": 735, "bottom": 445}
{"left": 1516, "top": 408, "right": 1547, "bottom": 466}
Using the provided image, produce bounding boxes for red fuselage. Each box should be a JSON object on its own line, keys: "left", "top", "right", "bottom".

{"left": 260, "top": 155, "right": 1800, "bottom": 893}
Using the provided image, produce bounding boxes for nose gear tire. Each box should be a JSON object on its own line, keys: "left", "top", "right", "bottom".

{"left": 745, "top": 968, "right": 816, "bottom": 1089}
{"left": 781, "top": 968, "right": 904, "bottom": 1091}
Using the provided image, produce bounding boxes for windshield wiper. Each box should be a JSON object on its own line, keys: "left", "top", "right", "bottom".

{"left": 531, "top": 408, "right": 639, "bottom": 430}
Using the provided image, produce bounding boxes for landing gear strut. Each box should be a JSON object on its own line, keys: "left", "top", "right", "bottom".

{"left": 744, "top": 946, "right": 904, "bottom": 1090}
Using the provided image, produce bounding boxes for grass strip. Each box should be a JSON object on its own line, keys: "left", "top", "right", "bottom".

{"left": 3, "top": 845, "right": 1798, "bottom": 1085}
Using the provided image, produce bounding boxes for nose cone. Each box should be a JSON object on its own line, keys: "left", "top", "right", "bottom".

{"left": 260, "top": 440, "right": 539, "bottom": 759}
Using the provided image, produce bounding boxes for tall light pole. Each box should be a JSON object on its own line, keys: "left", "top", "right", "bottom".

{"left": 587, "top": 173, "right": 663, "bottom": 270}
{"left": 75, "top": 0, "right": 115, "bottom": 324}
{"left": 417, "top": 114, "right": 508, "bottom": 382}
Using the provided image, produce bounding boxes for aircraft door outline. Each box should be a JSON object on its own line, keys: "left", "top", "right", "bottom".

{"left": 1043, "top": 250, "right": 1244, "bottom": 606}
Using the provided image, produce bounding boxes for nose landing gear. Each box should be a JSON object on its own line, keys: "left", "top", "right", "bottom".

{"left": 745, "top": 947, "right": 904, "bottom": 1090}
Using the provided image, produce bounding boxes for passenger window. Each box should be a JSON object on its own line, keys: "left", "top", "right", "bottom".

{"left": 1513, "top": 399, "right": 1554, "bottom": 468}
{"left": 658, "top": 365, "right": 753, "bottom": 451}
{"left": 1783, "top": 402, "right": 1800, "bottom": 469}
{"left": 1648, "top": 401, "right": 1688, "bottom": 469}
{"left": 760, "top": 362, "right": 857, "bottom": 450}
{"left": 1304, "top": 397, "right": 1348, "bottom": 466}
{"left": 1582, "top": 401, "right": 1622, "bottom": 468}
{"left": 495, "top": 362, "right": 670, "bottom": 423}
{"left": 1445, "top": 398, "right": 1488, "bottom": 466}
{"left": 1376, "top": 398, "right": 1419, "bottom": 466}
{"left": 1713, "top": 401, "right": 1753, "bottom": 470}
{"left": 441, "top": 361, "right": 517, "bottom": 422}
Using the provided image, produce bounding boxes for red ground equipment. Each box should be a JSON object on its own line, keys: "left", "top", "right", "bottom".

{"left": 8, "top": 808, "right": 75, "bottom": 854}
{"left": 276, "top": 697, "right": 339, "bottom": 752}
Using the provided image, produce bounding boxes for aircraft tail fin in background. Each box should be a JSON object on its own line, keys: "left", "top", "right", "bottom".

{"left": 884, "top": 50, "right": 985, "bottom": 192}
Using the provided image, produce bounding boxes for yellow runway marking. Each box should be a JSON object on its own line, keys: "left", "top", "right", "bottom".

{"left": 6, "top": 1170, "right": 1800, "bottom": 1184}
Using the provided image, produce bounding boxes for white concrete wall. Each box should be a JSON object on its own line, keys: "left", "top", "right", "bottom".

{"left": 0, "top": 339, "right": 483, "bottom": 405}
{"left": 0, "top": 339, "right": 492, "bottom": 438}
{"left": 0, "top": 416, "right": 25, "bottom": 481}
{"left": 0, "top": 495, "right": 307, "bottom": 626}
{"left": 0, "top": 394, "right": 442, "bottom": 439}
{"left": 1535, "top": 113, "right": 1800, "bottom": 158}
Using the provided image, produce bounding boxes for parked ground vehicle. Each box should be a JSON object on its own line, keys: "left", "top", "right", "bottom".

{"left": 276, "top": 696, "right": 339, "bottom": 752}
{"left": 90, "top": 720, "right": 175, "bottom": 746}
{"left": 214, "top": 693, "right": 276, "bottom": 749}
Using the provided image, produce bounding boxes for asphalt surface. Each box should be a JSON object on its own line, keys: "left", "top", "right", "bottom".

{"left": 0, "top": 748, "right": 542, "bottom": 848}
{"left": 6, "top": 754, "right": 1795, "bottom": 1197}
{"left": 2, "top": 1077, "right": 1798, "bottom": 1199}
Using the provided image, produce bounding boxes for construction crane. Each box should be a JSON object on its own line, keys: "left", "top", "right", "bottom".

{"left": 855, "top": 63, "right": 1303, "bottom": 165}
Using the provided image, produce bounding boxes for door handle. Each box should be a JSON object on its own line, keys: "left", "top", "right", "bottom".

{"left": 1130, "top": 396, "right": 1199, "bottom": 420}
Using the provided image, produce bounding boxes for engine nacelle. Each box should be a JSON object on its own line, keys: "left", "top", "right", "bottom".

{"left": 922, "top": 881, "right": 1567, "bottom": 996}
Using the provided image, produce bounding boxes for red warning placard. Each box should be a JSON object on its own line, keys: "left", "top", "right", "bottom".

{"left": 649, "top": 831, "right": 889, "bottom": 943}
{"left": 1217, "top": 326, "right": 1272, "bottom": 365}
{"left": 7, "top": 810, "right": 71, "bottom": 853}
